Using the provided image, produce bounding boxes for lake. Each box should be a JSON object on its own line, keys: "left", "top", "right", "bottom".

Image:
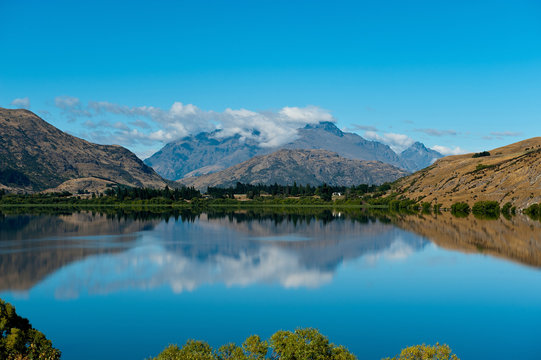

{"left": 1, "top": 208, "right": 540, "bottom": 359}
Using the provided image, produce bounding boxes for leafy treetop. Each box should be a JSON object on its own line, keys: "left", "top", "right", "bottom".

{"left": 151, "top": 328, "right": 460, "bottom": 360}
{"left": 0, "top": 298, "right": 61, "bottom": 360}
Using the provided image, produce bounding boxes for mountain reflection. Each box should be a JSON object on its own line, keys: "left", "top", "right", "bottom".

{"left": 0, "top": 212, "right": 162, "bottom": 291}
{"left": 0, "top": 210, "right": 425, "bottom": 295}
{"left": 61, "top": 213, "right": 422, "bottom": 296}
{"left": 394, "top": 212, "right": 541, "bottom": 268}
{"left": 2, "top": 209, "right": 539, "bottom": 297}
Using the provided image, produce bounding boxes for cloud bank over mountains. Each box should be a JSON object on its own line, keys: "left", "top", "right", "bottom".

{"left": 54, "top": 96, "right": 336, "bottom": 151}
{"left": 430, "top": 145, "right": 465, "bottom": 156}
{"left": 364, "top": 131, "right": 415, "bottom": 153}
{"left": 5, "top": 95, "right": 476, "bottom": 158}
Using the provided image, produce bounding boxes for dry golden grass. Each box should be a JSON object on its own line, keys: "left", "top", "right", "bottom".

{"left": 394, "top": 137, "right": 541, "bottom": 209}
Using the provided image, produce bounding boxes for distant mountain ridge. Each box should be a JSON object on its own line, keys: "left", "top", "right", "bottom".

{"left": 399, "top": 141, "right": 441, "bottom": 171}
{"left": 177, "top": 149, "right": 408, "bottom": 190}
{"left": 146, "top": 132, "right": 260, "bottom": 180}
{"left": 0, "top": 108, "right": 167, "bottom": 192}
{"left": 145, "top": 121, "right": 442, "bottom": 180}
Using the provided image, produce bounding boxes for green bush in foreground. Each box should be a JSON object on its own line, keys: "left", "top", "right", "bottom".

{"left": 152, "top": 328, "right": 459, "bottom": 360}
{"left": 383, "top": 343, "right": 460, "bottom": 360}
{"left": 0, "top": 299, "right": 61, "bottom": 360}
{"left": 153, "top": 329, "right": 355, "bottom": 360}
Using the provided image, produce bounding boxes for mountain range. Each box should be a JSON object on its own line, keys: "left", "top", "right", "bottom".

{"left": 145, "top": 121, "right": 442, "bottom": 180}
{"left": 178, "top": 149, "right": 408, "bottom": 190}
{"left": 0, "top": 109, "right": 415, "bottom": 192}
{"left": 1, "top": 107, "right": 539, "bottom": 207}
{"left": 0, "top": 108, "right": 167, "bottom": 192}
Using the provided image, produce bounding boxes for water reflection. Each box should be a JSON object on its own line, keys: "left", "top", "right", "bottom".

{"left": 0, "top": 209, "right": 425, "bottom": 294}
{"left": 56, "top": 212, "right": 426, "bottom": 296}
{"left": 393, "top": 212, "right": 541, "bottom": 267}
{"left": 0, "top": 212, "right": 162, "bottom": 291}
{"left": 1, "top": 209, "right": 540, "bottom": 296}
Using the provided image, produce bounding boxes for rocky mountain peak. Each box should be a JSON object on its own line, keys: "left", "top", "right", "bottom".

{"left": 303, "top": 121, "right": 344, "bottom": 137}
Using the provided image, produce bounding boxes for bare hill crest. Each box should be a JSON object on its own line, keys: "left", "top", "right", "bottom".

{"left": 394, "top": 137, "right": 541, "bottom": 209}
{"left": 0, "top": 108, "right": 167, "bottom": 192}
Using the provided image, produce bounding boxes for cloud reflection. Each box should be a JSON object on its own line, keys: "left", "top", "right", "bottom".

{"left": 1, "top": 211, "right": 428, "bottom": 297}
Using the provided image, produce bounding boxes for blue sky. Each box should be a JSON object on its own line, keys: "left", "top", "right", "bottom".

{"left": 1, "top": 0, "right": 540, "bottom": 158}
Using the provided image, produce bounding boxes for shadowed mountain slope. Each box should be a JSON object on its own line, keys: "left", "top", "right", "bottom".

{"left": 0, "top": 108, "right": 167, "bottom": 192}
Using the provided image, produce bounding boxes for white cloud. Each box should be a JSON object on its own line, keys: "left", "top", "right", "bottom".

{"left": 352, "top": 124, "right": 378, "bottom": 132}
{"left": 364, "top": 131, "right": 415, "bottom": 153}
{"left": 215, "top": 105, "right": 334, "bottom": 148}
{"left": 129, "top": 119, "right": 151, "bottom": 129}
{"left": 279, "top": 105, "right": 333, "bottom": 122}
{"left": 62, "top": 97, "right": 336, "bottom": 150}
{"left": 87, "top": 100, "right": 211, "bottom": 141}
{"left": 490, "top": 131, "right": 522, "bottom": 137}
{"left": 55, "top": 96, "right": 91, "bottom": 120}
{"left": 417, "top": 128, "right": 457, "bottom": 136}
{"left": 55, "top": 95, "right": 81, "bottom": 108}
{"left": 431, "top": 145, "right": 466, "bottom": 156}
{"left": 10, "top": 97, "right": 30, "bottom": 109}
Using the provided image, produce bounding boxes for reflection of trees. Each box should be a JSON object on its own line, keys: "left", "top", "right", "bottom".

{"left": 393, "top": 213, "right": 541, "bottom": 267}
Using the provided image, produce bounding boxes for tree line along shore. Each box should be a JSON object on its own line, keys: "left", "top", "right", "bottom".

{"left": 1, "top": 182, "right": 540, "bottom": 221}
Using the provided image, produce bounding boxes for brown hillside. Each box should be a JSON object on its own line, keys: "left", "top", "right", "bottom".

{"left": 0, "top": 108, "right": 167, "bottom": 192}
{"left": 394, "top": 138, "right": 541, "bottom": 209}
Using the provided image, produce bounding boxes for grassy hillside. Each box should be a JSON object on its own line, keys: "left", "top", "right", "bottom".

{"left": 394, "top": 138, "right": 541, "bottom": 209}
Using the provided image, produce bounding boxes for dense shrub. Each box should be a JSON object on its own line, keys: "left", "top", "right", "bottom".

{"left": 472, "top": 201, "right": 500, "bottom": 218}
{"left": 388, "top": 198, "right": 419, "bottom": 212}
{"left": 475, "top": 163, "right": 494, "bottom": 171}
{"left": 152, "top": 329, "right": 460, "bottom": 360}
{"left": 383, "top": 343, "right": 460, "bottom": 360}
{"left": 152, "top": 328, "right": 356, "bottom": 360}
{"left": 524, "top": 203, "right": 540, "bottom": 219}
{"left": 472, "top": 151, "right": 490, "bottom": 158}
{"left": 0, "top": 299, "right": 61, "bottom": 360}
{"left": 450, "top": 202, "right": 470, "bottom": 215}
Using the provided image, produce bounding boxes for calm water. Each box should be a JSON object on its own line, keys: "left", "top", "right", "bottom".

{"left": 1, "top": 209, "right": 540, "bottom": 359}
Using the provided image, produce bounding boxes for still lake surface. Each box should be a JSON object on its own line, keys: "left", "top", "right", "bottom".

{"left": 1, "top": 208, "right": 540, "bottom": 359}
